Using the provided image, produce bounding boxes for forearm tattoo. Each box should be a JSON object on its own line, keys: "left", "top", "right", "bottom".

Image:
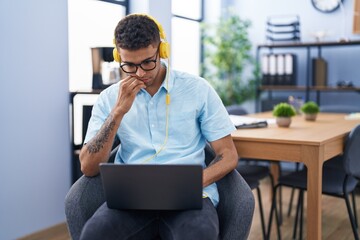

{"left": 209, "top": 154, "right": 224, "bottom": 166}
{"left": 86, "top": 114, "right": 116, "bottom": 154}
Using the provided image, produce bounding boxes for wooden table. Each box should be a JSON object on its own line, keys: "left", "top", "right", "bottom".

{"left": 231, "top": 112, "right": 360, "bottom": 240}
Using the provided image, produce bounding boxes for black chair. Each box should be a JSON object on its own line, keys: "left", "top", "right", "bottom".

{"left": 320, "top": 104, "right": 360, "bottom": 114}
{"left": 236, "top": 163, "right": 273, "bottom": 240}
{"left": 267, "top": 124, "right": 360, "bottom": 240}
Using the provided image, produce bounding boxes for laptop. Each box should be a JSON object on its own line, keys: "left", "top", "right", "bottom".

{"left": 99, "top": 163, "right": 203, "bottom": 210}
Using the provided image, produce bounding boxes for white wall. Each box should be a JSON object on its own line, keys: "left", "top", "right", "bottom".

{"left": 0, "top": 1, "right": 71, "bottom": 239}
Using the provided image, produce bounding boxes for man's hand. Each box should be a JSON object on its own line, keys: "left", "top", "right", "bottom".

{"left": 113, "top": 76, "right": 146, "bottom": 116}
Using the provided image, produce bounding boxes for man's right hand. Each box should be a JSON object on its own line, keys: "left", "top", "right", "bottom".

{"left": 113, "top": 75, "right": 146, "bottom": 116}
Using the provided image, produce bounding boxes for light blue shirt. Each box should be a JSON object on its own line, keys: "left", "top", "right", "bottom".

{"left": 84, "top": 66, "right": 236, "bottom": 206}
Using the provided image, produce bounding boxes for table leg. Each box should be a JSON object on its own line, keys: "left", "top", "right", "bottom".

{"left": 303, "top": 145, "right": 324, "bottom": 240}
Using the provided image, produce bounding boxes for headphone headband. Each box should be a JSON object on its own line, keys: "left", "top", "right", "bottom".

{"left": 113, "top": 13, "right": 170, "bottom": 62}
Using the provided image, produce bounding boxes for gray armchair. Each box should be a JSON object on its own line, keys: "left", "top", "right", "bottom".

{"left": 65, "top": 144, "right": 255, "bottom": 240}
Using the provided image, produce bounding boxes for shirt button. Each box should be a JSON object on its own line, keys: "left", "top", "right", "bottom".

{"left": 150, "top": 101, "right": 153, "bottom": 105}
{"left": 151, "top": 124, "right": 155, "bottom": 128}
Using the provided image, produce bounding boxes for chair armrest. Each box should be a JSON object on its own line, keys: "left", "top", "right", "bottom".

{"left": 217, "top": 170, "right": 255, "bottom": 240}
{"left": 204, "top": 141, "right": 255, "bottom": 239}
{"left": 65, "top": 143, "right": 120, "bottom": 239}
{"left": 65, "top": 174, "right": 105, "bottom": 240}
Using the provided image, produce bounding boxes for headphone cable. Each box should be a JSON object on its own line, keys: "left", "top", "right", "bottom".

{"left": 142, "top": 61, "right": 170, "bottom": 163}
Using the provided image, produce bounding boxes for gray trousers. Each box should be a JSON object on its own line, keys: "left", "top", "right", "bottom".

{"left": 80, "top": 198, "right": 219, "bottom": 240}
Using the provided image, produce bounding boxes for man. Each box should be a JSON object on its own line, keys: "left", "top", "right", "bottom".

{"left": 79, "top": 14, "right": 238, "bottom": 240}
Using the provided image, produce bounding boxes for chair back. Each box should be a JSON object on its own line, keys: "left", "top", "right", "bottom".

{"left": 320, "top": 105, "right": 360, "bottom": 113}
{"left": 226, "top": 105, "right": 248, "bottom": 116}
{"left": 343, "top": 124, "right": 360, "bottom": 179}
{"left": 204, "top": 142, "right": 216, "bottom": 165}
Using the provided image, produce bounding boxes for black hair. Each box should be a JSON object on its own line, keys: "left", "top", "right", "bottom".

{"left": 114, "top": 15, "right": 160, "bottom": 50}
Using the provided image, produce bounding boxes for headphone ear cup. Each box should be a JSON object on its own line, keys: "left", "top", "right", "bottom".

{"left": 159, "top": 41, "right": 170, "bottom": 59}
{"left": 113, "top": 48, "right": 121, "bottom": 62}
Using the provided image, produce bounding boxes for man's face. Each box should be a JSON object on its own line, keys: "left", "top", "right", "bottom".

{"left": 119, "top": 44, "right": 162, "bottom": 88}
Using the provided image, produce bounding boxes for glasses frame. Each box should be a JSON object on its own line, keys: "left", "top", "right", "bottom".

{"left": 120, "top": 48, "right": 159, "bottom": 74}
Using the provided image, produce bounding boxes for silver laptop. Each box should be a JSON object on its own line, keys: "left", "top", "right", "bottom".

{"left": 99, "top": 163, "right": 203, "bottom": 210}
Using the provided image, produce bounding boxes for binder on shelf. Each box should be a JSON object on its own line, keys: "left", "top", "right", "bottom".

{"left": 268, "top": 54, "right": 277, "bottom": 85}
{"left": 261, "top": 54, "right": 270, "bottom": 85}
{"left": 276, "top": 54, "right": 285, "bottom": 85}
{"left": 284, "top": 54, "right": 296, "bottom": 85}
{"left": 312, "top": 57, "right": 327, "bottom": 87}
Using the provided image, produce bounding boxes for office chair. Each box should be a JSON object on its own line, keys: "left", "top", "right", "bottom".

{"left": 65, "top": 143, "right": 255, "bottom": 240}
{"left": 320, "top": 104, "right": 360, "bottom": 114}
{"left": 236, "top": 163, "right": 272, "bottom": 240}
{"left": 267, "top": 124, "right": 360, "bottom": 240}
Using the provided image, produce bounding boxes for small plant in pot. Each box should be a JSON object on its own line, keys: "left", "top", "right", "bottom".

{"left": 273, "top": 103, "right": 296, "bottom": 127}
{"left": 301, "top": 101, "right": 320, "bottom": 121}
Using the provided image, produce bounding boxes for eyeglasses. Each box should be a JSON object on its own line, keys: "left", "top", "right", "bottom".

{"left": 120, "top": 49, "right": 159, "bottom": 74}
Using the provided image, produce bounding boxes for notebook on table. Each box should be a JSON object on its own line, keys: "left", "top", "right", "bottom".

{"left": 99, "top": 163, "right": 203, "bottom": 210}
{"left": 229, "top": 115, "right": 269, "bottom": 129}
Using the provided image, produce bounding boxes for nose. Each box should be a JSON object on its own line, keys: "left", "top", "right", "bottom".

{"left": 135, "top": 67, "right": 146, "bottom": 78}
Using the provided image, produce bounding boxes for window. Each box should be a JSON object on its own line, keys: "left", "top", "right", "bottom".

{"left": 171, "top": 0, "right": 203, "bottom": 75}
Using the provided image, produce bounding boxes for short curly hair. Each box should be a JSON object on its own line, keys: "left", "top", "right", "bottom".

{"left": 114, "top": 14, "right": 160, "bottom": 50}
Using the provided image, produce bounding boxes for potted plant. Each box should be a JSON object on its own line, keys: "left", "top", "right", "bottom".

{"left": 301, "top": 101, "right": 320, "bottom": 121}
{"left": 201, "top": 9, "right": 260, "bottom": 106}
{"left": 273, "top": 102, "right": 296, "bottom": 127}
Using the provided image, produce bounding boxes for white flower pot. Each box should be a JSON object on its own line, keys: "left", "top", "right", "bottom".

{"left": 304, "top": 113, "right": 317, "bottom": 121}
{"left": 276, "top": 117, "right": 292, "bottom": 127}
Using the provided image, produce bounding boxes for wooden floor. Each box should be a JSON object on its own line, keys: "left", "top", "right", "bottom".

{"left": 18, "top": 178, "right": 360, "bottom": 240}
{"left": 17, "top": 222, "right": 70, "bottom": 240}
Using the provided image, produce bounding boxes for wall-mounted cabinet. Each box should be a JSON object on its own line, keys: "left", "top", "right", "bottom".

{"left": 255, "top": 40, "right": 360, "bottom": 112}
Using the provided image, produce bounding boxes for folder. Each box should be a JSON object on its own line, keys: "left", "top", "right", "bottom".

{"left": 276, "top": 54, "right": 285, "bottom": 85}
{"left": 261, "top": 54, "right": 270, "bottom": 85}
{"left": 284, "top": 54, "right": 296, "bottom": 85}
{"left": 269, "top": 54, "right": 277, "bottom": 85}
{"left": 229, "top": 115, "right": 269, "bottom": 129}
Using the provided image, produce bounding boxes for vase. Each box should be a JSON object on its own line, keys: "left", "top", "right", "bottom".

{"left": 276, "top": 117, "right": 292, "bottom": 127}
{"left": 304, "top": 113, "right": 317, "bottom": 121}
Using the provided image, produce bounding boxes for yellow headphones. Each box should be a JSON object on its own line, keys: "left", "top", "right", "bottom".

{"left": 113, "top": 13, "right": 170, "bottom": 62}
